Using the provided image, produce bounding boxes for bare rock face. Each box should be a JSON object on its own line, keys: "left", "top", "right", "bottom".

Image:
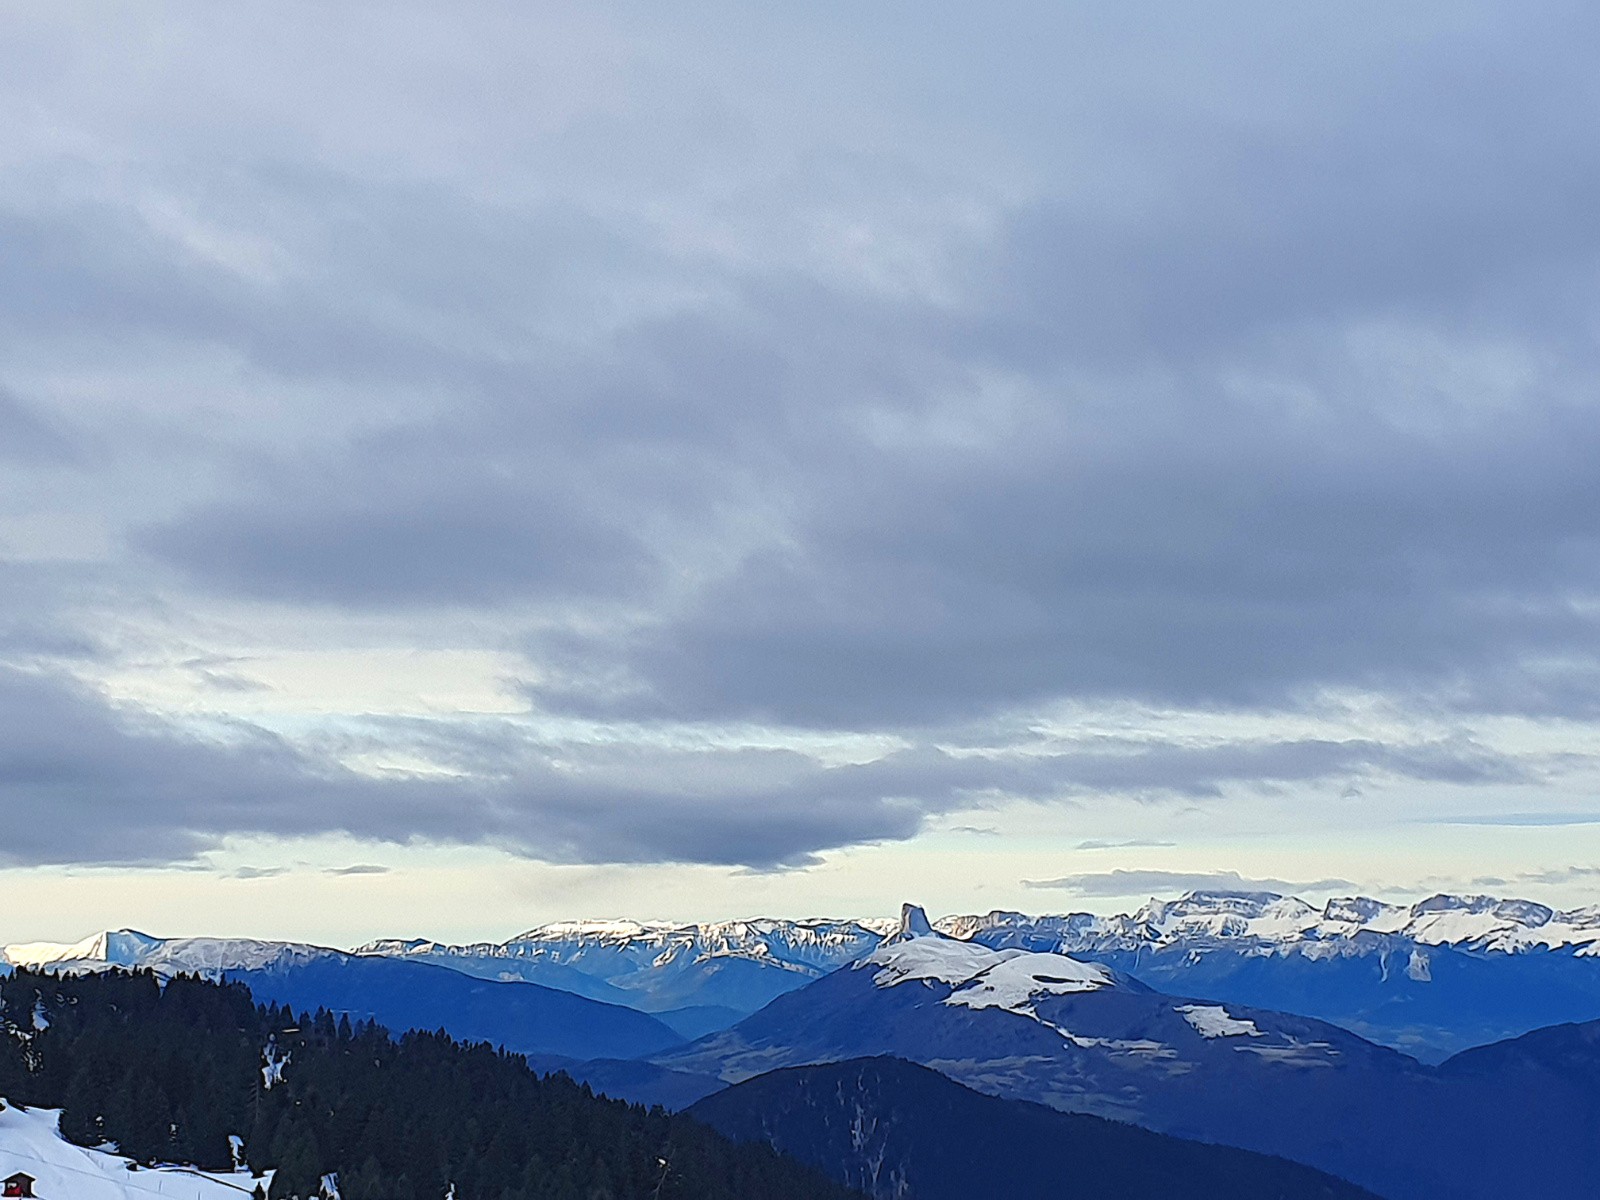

{"left": 895, "top": 903, "right": 935, "bottom": 941}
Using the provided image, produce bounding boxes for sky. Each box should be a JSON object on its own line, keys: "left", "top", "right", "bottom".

{"left": 5, "top": 1, "right": 1600, "bottom": 946}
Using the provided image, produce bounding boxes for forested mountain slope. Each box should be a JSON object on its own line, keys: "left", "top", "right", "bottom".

{"left": 0, "top": 968, "right": 857, "bottom": 1200}
{"left": 691, "top": 1057, "right": 1382, "bottom": 1200}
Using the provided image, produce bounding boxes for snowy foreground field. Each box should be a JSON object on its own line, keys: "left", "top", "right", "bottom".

{"left": 0, "top": 1102, "right": 270, "bottom": 1200}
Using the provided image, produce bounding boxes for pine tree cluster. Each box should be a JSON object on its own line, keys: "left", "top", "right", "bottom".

{"left": 0, "top": 969, "right": 858, "bottom": 1200}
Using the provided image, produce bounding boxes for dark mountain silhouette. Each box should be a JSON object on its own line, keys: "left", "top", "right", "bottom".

{"left": 691, "top": 1057, "right": 1383, "bottom": 1200}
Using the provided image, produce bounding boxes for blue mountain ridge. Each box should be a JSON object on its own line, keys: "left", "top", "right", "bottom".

{"left": 224, "top": 953, "right": 685, "bottom": 1062}
{"left": 358, "top": 921, "right": 880, "bottom": 1016}
{"left": 650, "top": 910, "right": 1600, "bottom": 1200}
{"left": 31, "top": 906, "right": 1600, "bottom": 1197}
{"left": 353, "top": 891, "right": 1600, "bottom": 1062}
{"left": 972, "top": 922, "right": 1600, "bottom": 1062}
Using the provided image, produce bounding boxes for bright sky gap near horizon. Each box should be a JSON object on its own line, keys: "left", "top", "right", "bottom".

{"left": 4, "top": 2, "right": 1600, "bottom": 946}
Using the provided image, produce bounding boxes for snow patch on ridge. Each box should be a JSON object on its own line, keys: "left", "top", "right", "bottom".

{"left": 1033, "top": 1015, "right": 1177, "bottom": 1057}
{"left": 944, "top": 953, "right": 1114, "bottom": 1012}
{"left": 1175, "top": 1004, "right": 1263, "bottom": 1039}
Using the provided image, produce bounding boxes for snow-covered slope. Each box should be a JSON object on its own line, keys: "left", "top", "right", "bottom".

{"left": 862, "top": 903, "right": 1118, "bottom": 1018}
{"left": 661, "top": 903, "right": 1377, "bottom": 1092}
{"left": 0, "top": 1102, "right": 268, "bottom": 1200}
{"left": 3, "top": 931, "right": 166, "bottom": 971}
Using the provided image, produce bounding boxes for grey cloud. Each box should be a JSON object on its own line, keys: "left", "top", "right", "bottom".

{"left": 0, "top": 657, "right": 1528, "bottom": 871}
{"left": 537, "top": 384, "right": 1600, "bottom": 726}
{"left": 0, "top": 620, "right": 104, "bottom": 663}
{"left": 230, "top": 865, "right": 290, "bottom": 880}
{"left": 0, "top": 181, "right": 599, "bottom": 388}
{"left": 128, "top": 255, "right": 945, "bottom": 614}
{"left": 0, "top": 390, "right": 75, "bottom": 463}
{"left": 1024, "top": 869, "right": 1357, "bottom": 898}
{"left": 140, "top": 482, "right": 654, "bottom": 608}
{"left": 4, "top": 2, "right": 1600, "bottom": 871}
{"left": 1512, "top": 866, "right": 1600, "bottom": 886}
{"left": 325, "top": 864, "right": 389, "bottom": 876}
{"left": 345, "top": 722, "right": 1528, "bottom": 866}
{"left": 0, "top": 665, "right": 422, "bottom": 867}
{"left": 986, "top": 60, "right": 1600, "bottom": 369}
{"left": 1426, "top": 812, "right": 1600, "bottom": 828}
{"left": 1075, "top": 839, "right": 1177, "bottom": 851}
{"left": 1023, "top": 736, "right": 1528, "bottom": 798}
{"left": 0, "top": 666, "right": 923, "bottom": 869}
{"left": 1461, "top": 867, "right": 1600, "bottom": 891}
{"left": 177, "top": 656, "right": 271, "bottom": 695}
{"left": 21, "top": 3, "right": 1600, "bottom": 733}
{"left": 193, "top": 671, "right": 271, "bottom": 694}
{"left": 504, "top": 10, "right": 1600, "bottom": 728}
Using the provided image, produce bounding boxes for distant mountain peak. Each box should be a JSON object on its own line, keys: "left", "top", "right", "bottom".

{"left": 894, "top": 903, "right": 935, "bottom": 941}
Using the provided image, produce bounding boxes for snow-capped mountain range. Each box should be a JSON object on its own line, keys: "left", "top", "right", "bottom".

{"left": 9, "top": 903, "right": 1598, "bottom": 1200}
{"left": 335, "top": 888, "right": 1600, "bottom": 1029}
{"left": 941, "top": 891, "right": 1600, "bottom": 1060}
{"left": 357, "top": 889, "right": 1600, "bottom": 975}
{"left": 9, "top": 888, "right": 1600, "bottom": 1062}
{"left": 655, "top": 905, "right": 1600, "bottom": 1200}
{"left": 2, "top": 930, "right": 329, "bottom": 975}
{"left": 946, "top": 889, "right": 1600, "bottom": 957}
{"left": 11, "top": 889, "right": 1598, "bottom": 980}
{"left": 356, "top": 918, "right": 892, "bottom": 1015}
{"left": 659, "top": 904, "right": 1373, "bottom": 1088}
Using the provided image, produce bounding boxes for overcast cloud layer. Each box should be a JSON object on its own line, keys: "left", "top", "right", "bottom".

{"left": 3, "top": 2, "right": 1600, "bottom": 884}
